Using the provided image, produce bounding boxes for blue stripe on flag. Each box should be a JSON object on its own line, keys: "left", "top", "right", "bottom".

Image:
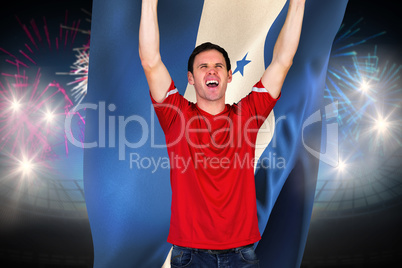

{"left": 85, "top": 0, "right": 203, "bottom": 267}
{"left": 255, "top": 1, "right": 348, "bottom": 267}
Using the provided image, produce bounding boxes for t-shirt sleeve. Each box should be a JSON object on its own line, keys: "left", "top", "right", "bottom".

{"left": 150, "top": 80, "right": 190, "bottom": 133}
{"left": 237, "top": 79, "right": 281, "bottom": 128}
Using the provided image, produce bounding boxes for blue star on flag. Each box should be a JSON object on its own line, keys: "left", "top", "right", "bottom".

{"left": 233, "top": 53, "right": 251, "bottom": 76}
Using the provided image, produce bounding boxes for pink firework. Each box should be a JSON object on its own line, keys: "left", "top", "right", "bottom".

{"left": 0, "top": 8, "right": 88, "bottom": 179}
{"left": 0, "top": 66, "right": 85, "bottom": 178}
{"left": 10, "top": 10, "right": 87, "bottom": 66}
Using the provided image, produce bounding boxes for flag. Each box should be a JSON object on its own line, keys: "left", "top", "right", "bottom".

{"left": 84, "top": 0, "right": 348, "bottom": 267}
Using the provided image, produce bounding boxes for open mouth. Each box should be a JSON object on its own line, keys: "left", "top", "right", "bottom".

{"left": 206, "top": 80, "right": 219, "bottom": 88}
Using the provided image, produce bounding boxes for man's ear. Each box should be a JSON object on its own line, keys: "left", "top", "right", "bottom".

{"left": 187, "top": 71, "right": 194, "bottom": 85}
{"left": 228, "top": 70, "right": 233, "bottom": 83}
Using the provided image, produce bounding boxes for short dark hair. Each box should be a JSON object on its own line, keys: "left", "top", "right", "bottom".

{"left": 187, "top": 42, "right": 231, "bottom": 73}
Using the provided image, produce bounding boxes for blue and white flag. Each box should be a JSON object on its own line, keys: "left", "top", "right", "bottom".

{"left": 84, "top": 0, "right": 348, "bottom": 267}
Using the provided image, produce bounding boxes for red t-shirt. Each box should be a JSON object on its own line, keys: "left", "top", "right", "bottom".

{"left": 151, "top": 80, "right": 279, "bottom": 249}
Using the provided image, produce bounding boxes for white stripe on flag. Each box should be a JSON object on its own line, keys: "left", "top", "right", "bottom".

{"left": 183, "top": 0, "right": 286, "bottom": 169}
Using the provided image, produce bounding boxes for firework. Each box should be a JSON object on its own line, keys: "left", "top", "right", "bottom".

{"left": 313, "top": 19, "right": 402, "bottom": 217}
{"left": 57, "top": 46, "right": 89, "bottom": 108}
{"left": 0, "top": 7, "right": 88, "bottom": 217}
{"left": 0, "top": 67, "right": 85, "bottom": 170}
{"left": 57, "top": 9, "right": 91, "bottom": 109}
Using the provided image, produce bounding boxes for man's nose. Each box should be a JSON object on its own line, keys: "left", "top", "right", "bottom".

{"left": 208, "top": 67, "right": 217, "bottom": 74}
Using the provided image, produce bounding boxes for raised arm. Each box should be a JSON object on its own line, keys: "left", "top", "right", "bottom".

{"left": 139, "top": 0, "right": 172, "bottom": 103}
{"left": 261, "top": 0, "right": 305, "bottom": 99}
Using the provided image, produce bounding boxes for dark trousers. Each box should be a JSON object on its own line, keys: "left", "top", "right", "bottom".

{"left": 171, "top": 244, "right": 260, "bottom": 268}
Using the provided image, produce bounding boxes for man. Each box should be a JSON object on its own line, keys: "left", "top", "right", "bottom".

{"left": 139, "top": 0, "right": 305, "bottom": 266}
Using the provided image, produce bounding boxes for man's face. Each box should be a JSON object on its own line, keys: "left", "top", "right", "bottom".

{"left": 188, "top": 49, "right": 232, "bottom": 103}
